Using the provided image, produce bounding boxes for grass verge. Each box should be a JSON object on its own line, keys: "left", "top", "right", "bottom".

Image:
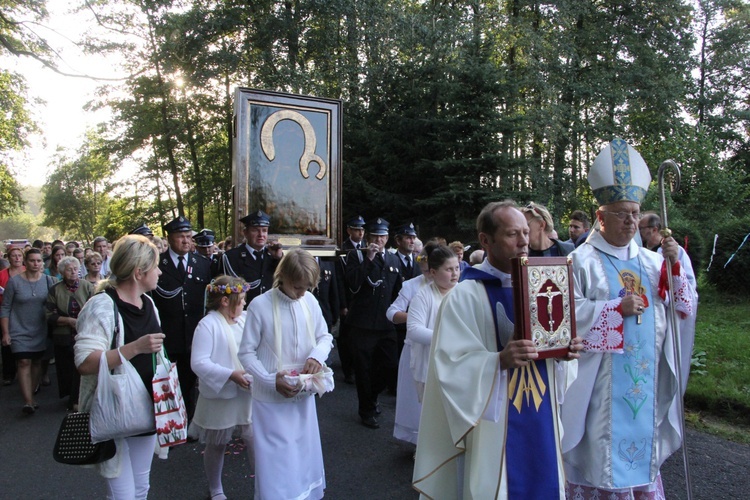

{"left": 684, "top": 277, "right": 750, "bottom": 442}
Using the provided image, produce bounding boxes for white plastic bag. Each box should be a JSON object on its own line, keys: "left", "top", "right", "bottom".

{"left": 90, "top": 348, "right": 155, "bottom": 443}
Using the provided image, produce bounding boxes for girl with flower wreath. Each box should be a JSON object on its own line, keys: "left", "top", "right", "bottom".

{"left": 190, "top": 275, "right": 254, "bottom": 500}
{"left": 239, "top": 248, "right": 333, "bottom": 500}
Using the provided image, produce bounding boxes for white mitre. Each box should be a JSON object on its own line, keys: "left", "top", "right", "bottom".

{"left": 588, "top": 138, "right": 651, "bottom": 206}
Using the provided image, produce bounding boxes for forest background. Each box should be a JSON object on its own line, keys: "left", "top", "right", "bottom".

{"left": 0, "top": 0, "right": 747, "bottom": 248}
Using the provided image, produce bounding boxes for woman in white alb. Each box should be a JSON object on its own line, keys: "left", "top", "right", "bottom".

{"left": 191, "top": 276, "right": 254, "bottom": 500}
{"left": 393, "top": 244, "right": 461, "bottom": 444}
{"left": 239, "top": 248, "right": 333, "bottom": 500}
{"left": 389, "top": 242, "right": 432, "bottom": 444}
{"left": 401, "top": 245, "right": 460, "bottom": 442}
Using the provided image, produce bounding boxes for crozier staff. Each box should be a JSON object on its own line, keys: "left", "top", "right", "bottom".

{"left": 561, "top": 138, "right": 696, "bottom": 498}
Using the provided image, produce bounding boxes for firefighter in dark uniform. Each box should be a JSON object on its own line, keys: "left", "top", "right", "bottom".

{"left": 336, "top": 215, "right": 366, "bottom": 384}
{"left": 391, "top": 222, "right": 421, "bottom": 365}
{"left": 151, "top": 216, "right": 212, "bottom": 420}
{"left": 218, "top": 210, "right": 283, "bottom": 305}
{"left": 313, "top": 256, "right": 342, "bottom": 331}
{"left": 129, "top": 223, "right": 155, "bottom": 242}
{"left": 345, "top": 217, "right": 403, "bottom": 429}
{"left": 393, "top": 222, "right": 421, "bottom": 280}
{"left": 193, "top": 228, "right": 220, "bottom": 275}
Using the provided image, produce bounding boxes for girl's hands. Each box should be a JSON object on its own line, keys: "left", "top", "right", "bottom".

{"left": 275, "top": 370, "right": 301, "bottom": 398}
{"left": 230, "top": 370, "right": 251, "bottom": 390}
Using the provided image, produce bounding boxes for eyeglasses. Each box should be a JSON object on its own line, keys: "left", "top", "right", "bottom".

{"left": 601, "top": 210, "right": 643, "bottom": 221}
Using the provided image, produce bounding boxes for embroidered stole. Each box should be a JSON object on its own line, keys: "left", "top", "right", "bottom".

{"left": 461, "top": 268, "right": 560, "bottom": 498}
{"left": 598, "top": 251, "right": 657, "bottom": 487}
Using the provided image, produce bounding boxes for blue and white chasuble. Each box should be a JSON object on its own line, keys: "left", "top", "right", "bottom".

{"left": 462, "top": 266, "right": 563, "bottom": 498}
{"left": 561, "top": 232, "right": 688, "bottom": 493}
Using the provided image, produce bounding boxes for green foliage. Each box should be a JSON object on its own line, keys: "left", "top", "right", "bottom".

{"left": 669, "top": 219, "right": 706, "bottom": 276}
{"left": 686, "top": 280, "right": 750, "bottom": 426}
{"left": 0, "top": 163, "right": 24, "bottom": 217}
{"left": 705, "top": 217, "right": 750, "bottom": 294}
{"left": 2, "top": 0, "right": 746, "bottom": 251}
{"left": 691, "top": 350, "right": 707, "bottom": 377}
{"left": 41, "top": 132, "right": 115, "bottom": 242}
{"left": 0, "top": 71, "right": 37, "bottom": 217}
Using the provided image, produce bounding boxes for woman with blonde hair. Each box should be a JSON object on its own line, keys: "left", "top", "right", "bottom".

{"left": 74, "top": 235, "right": 166, "bottom": 499}
{"left": 239, "top": 248, "right": 333, "bottom": 500}
{"left": 83, "top": 251, "right": 106, "bottom": 286}
{"left": 521, "top": 202, "right": 574, "bottom": 257}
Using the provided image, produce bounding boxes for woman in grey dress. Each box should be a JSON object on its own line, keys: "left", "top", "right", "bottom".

{"left": 0, "top": 248, "right": 55, "bottom": 414}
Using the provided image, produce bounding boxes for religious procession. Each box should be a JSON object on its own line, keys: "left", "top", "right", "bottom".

{"left": 3, "top": 2, "right": 750, "bottom": 498}
{"left": 1, "top": 137, "right": 707, "bottom": 499}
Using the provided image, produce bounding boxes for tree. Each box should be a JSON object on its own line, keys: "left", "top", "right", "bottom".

{"left": 41, "top": 132, "right": 113, "bottom": 242}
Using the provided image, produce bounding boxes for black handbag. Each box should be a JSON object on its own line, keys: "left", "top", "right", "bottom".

{"left": 52, "top": 296, "right": 119, "bottom": 465}
{"left": 53, "top": 411, "right": 116, "bottom": 465}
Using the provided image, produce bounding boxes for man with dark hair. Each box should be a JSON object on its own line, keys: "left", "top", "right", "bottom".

{"left": 638, "top": 212, "right": 662, "bottom": 251}
{"left": 345, "top": 217, "right": 403, "bottom": 429}
{"left": 566, "top": 210, "right": 591, "bottom": 247}
{"left": 393, "top": 223, "right": 421, "bottom": 280}
{"left": 218, "top": 210, "right": 283, "bottom": 304}
{"left": 336, "top": 215, "right": 367, "bottom": 385}
{"left": 152, "top": 216, "right": 212, "bottom": 420}
{"left": 92, "top": 237, "right": 110, "bottom": 277}
{"left": 42, "top": 241, "right": 53, "bottom": 262}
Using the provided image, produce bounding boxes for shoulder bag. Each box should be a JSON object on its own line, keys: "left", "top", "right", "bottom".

{"left": 52, "top": 298, "right": 119, "bottom": 465}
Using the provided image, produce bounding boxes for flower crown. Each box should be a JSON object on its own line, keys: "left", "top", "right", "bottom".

{"left": 206, "top": 282, "right": 251, "bottom": 295}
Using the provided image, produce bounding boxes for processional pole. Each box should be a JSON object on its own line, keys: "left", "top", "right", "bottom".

{"left": 658, "top": 159, "right": 692, "bottom": 500}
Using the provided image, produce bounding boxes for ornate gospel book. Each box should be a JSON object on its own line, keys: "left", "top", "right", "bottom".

{"left": 511, "top": 256, "right": 577, "bottom": 359}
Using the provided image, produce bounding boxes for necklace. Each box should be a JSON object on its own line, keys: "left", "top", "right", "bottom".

{"left": 25, "top": 273, "right": 41, "bottom": 296}
{"left": 600, "top": 251, "right": 644, "bottom": 292}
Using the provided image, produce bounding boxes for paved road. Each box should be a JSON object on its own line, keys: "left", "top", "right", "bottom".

{"left": 1, "top": 349, "right": 747, "bottom": 499}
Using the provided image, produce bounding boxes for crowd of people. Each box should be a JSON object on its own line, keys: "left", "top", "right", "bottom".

{"left": 0, "top": 138, "right": 699, "bottom": 499}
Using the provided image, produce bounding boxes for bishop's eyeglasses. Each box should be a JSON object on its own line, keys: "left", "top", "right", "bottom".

{"left": 600, "top": 210, "right": 643, "bottom": 221}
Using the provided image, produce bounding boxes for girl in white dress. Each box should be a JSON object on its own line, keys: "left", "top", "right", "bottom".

{"left": 239, "top": 248, "right": 333, "bottom": 500}
{"left": 406, "top": 245, "right": 460, "bottom": 418}
{"left": 390, "top": 243, "right": 431, "bottom": 445}
{"left": 190, "top": 276, "right": 254, "bottom": 500}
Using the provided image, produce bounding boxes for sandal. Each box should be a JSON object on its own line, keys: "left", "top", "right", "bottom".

{"left": 22, "top": 404, "right": 35, "bottom": 415}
